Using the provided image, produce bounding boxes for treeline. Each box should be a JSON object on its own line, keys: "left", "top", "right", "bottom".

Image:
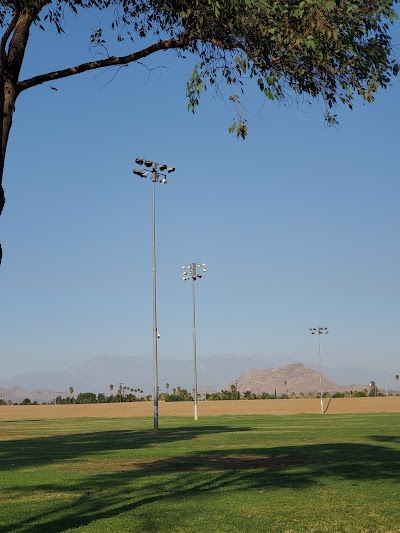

{"left": 6, "top": 383, "right": 396, "bottom": 406}
{"left": 56, "top": 392, "right": 150, "bottom": 404}
{"left": 204, "top": 388, "right": 381, "bottom": 400}
{"left": 55, "top": 384, "right": 150, "bottom": 404}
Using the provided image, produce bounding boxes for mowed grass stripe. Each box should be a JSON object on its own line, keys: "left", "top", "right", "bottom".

{"left": 0, "top": 414, "right": 399, "bottom": 532}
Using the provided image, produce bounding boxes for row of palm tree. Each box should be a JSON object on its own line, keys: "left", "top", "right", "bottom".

{"left": 60, "top": 375, "right": 399, "bottom": 404}
{"left": 107, "top": 384, "right": 145, "bottom": 398}
{"left": 67, "top": 384, "right": 145, "bottom": 399}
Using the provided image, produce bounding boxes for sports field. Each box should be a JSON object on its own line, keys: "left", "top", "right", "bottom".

{"left": 0, "top": 400, "right": 399, "bottom": 532}
{"left": 0, "top": 396, "right": 399, "bottom": 419}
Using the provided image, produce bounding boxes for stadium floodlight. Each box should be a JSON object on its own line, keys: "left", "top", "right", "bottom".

{"left": 309, "top": 327, "right": 329, "bottom": 414}
{"left": 181, "top": 262, "right": 207, "bottom": 420}
{"left": 133, "top": 157, "right": 176, "bottom": 431}
{"left": 167, "top": 166, "right": 175, "bottom": 173}
{"left": 133, "top": 168, "right": 149, "bottom": 178}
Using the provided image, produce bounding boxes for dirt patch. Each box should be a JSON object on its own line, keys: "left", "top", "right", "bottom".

{"left": 57, "top": 454, "right": 312, "bottom": 473}
{"left": 151, "top": 454, "right": 313, "bottom": 471}
{"left": 0, "top": 397, "right": 399, "bottom": 420}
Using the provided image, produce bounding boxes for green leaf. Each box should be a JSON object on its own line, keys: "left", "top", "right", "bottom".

{"left": 264, "top": 88, "right": 274, "bottom": 100}
{"left": 305, "top": 37, "right": 316, "bottom": 50}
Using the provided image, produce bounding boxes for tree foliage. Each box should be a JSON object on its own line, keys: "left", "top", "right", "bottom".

{"left": 76, "top": 391, "right": 98, "bottom": 403}
{"left": 1, "top": 0, "right": 399, "bottom": 262}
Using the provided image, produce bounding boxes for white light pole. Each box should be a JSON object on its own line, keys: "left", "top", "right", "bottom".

{"left": 134, "top": 158, "right": 175, "bottom": 430}
{"left": 182, "top": 262, "right": 207, "bottom": 420}
{"left": 54, "top": 377, "right": 64, "bottom": 405}
{"left": 309, "top": 327, "right": 329, "bottom": 414}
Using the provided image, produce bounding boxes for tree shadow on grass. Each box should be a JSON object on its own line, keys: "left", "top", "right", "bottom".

{"left": 1, "top": 437, "right": 399, "bottom": 533}
{"left": 369, "top": 435, "right": 400, "bottom": 443}
{"left": 0, "top": 424, "right": 249, "bottom": 471}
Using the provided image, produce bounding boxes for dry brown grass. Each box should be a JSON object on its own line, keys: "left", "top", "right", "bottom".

{"left": 0, "top": 396, "right": 399, "bottom": 420}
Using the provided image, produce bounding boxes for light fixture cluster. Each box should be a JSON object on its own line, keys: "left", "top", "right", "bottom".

{"left": 182, "top": 263, "right": 207, "bottom": 281}
{"left": 309, "top": 327, "right": 329, "bottom": 335}
{"left": 133, "top": 157, "right": 175, "bottom": 184}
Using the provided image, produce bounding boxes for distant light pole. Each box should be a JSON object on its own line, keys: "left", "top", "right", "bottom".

{"left": 182, "top": 262, "right": 207, "bottom": 420}
{"left": 309, "top": 327, "right": 329, "bottom": 414}
{"left": 54, "top": 377, "right": 64, "bottom": 405}
{"left": 134, "top": 157, "right": 176, "bottom": 430}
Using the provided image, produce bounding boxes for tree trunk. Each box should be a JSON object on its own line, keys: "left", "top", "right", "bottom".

{"left": 1, "top": 8, "right": 35, "bottom": 265}
{"left": 0, "top": 66, "right": 4, "bottom": 264}
{"left": 1, "top": 72, "right": 19, "bottom": 265}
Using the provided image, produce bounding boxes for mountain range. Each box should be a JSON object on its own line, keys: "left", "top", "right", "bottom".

{"left": 1, "top": 354, "right": 390, "bottom": 403}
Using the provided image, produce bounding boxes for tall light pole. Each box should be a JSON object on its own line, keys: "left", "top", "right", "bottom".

{"left": 309, "top": 327, "right": 329, "bottom": 414}
{"left": 182, "top": 262, "right": 207, "bottom": 420}
{"left": 134, "top": 157, "right": 175, "bottom": 430}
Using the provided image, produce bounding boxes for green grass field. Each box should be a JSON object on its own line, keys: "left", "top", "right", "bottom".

{"left": 0, "top": 414, "right": 399, "bottom": 532}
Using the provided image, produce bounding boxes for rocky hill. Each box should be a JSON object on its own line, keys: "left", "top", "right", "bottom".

{"left": 236, "top": 363, "right": 366, "bottom": 395}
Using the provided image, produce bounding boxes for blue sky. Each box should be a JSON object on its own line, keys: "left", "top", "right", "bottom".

{"left": 1, "top": 9, "right": 399, "bottom": 385}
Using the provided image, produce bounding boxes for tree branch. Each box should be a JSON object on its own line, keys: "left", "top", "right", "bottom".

{"left": 16, "top": 37, "right": 188, "bottom": 94}
{"left": 1, "top": 7, "right": 19, "bottom": 69}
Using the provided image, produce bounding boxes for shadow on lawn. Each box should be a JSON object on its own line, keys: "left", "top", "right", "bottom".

{"left": 0, "top": 424, "right": 248, "bottom": 470}
{"left": 1, "top": 428, "right": 399, "bottom": 533}
{"left": 369, "top": 435, "right": 400, "bottom": 443}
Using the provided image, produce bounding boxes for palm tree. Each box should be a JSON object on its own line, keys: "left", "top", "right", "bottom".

{"left": 109, "top": 384, "right": 114, "bottom": 397}
{"left": 69, "top": 386, "right": 74, "bottom": 397}
{"left": 395, "top": 375, "right": 399, "bottom": 392}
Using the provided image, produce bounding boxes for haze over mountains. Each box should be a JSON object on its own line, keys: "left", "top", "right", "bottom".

{"left": 0, "top": 354, "right": 390, "bottom": 403}
{"left": 236, "top": 364, "right": 364, "bottom": 396}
